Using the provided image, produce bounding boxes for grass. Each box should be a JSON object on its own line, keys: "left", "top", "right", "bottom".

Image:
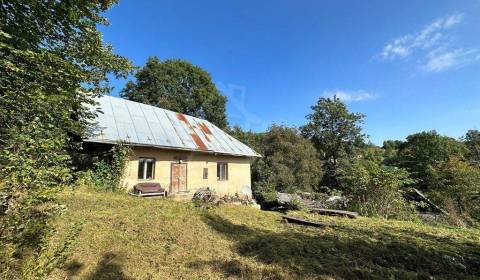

{"left": 48, "top": 190, "right": 480, "bottom": 280}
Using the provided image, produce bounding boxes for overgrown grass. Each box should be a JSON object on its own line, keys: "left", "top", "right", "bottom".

{"left": 49, "top": 190, "right": 480, "bottom": 279}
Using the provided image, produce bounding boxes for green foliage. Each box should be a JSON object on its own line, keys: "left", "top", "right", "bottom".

{"left": 382, "top": 140, "right": 403, "bottom": 165}
{"left": 121, "top": 56, "right": 228, "bottom": 128}
{"left": 20, "top": 221, "right": 83, "bottom": 280}
{"left": 251, "top": 125, "right": 323, "bottom": 196}
{"left": 0, "top": 0, "right": 132, "bottom": 278}
{"left": 425, "top": 157, "right": 480, "bottom": 224}
{"left": 340, "top": 159, "right": 415, "bottom": 220}
{"left": 78, "top": 145, "right": 131, "bottom": 192}
{"left": 463, "top": 129, "right": 480, "bottom": 165}
{"left": 302, "top": 96, "right": 365, "bottom": 188}
{"left": 396, "top": 131, "right": 467, "bottom": 189}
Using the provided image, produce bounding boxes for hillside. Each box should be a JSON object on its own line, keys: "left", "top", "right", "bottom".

{"left": 49, "top": 191, "right": 480, "bottom": 280}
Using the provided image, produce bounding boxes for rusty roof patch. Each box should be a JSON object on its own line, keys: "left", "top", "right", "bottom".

{"left": 199, "top": 122, "right": 213, "bottom": 135}
{"left": 176, "top": 113, "right": 189, "bottom": 124}
{"left": 190, "top": 133, "right": 207, "bottom": 150}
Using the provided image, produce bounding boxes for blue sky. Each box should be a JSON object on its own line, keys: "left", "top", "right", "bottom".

{"left": 101, "top": 0, "right": 480, "bottom": 145}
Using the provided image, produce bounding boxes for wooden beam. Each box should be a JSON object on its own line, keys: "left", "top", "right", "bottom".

{"left": 310, "top": 208, "right": 359, "bottom": 219}
{"left": 282, "top": 216, "right": 335, "bottom": 227}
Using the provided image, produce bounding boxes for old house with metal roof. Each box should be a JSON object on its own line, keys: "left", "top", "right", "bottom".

{"left": 85, "top": 95, "right": 260, "bottom": 197}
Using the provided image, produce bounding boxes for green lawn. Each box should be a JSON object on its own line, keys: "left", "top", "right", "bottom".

{"left": 49, "top": 190, "right": 480, "bottom": 280}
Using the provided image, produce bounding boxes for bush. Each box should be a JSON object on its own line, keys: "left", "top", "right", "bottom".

{"left": 76, "top": 144, "right": 131, "bottom": 192}
{"left": 425, "top": 157, "right": 480, "bottom": 225}
{"left": 340, "top": 160, "right": 415, "bottom": 220}
{"left": 251, "top": 125, "right": 323, "bottom": 194}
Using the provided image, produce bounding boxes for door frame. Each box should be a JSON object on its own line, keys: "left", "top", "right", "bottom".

{"left": 170, "top": 162, "right": 187, "bottom": 194}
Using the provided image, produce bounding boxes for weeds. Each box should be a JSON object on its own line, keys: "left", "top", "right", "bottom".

{"left": 46, "top": 190, "right": 480, "bottom": 279}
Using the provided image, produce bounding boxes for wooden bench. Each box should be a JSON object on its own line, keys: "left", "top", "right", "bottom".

{"left": 133, "top": 183, "right": 167, "bottom": 197}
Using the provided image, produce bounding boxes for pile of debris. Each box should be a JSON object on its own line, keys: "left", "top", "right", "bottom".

{"left": 192, "top": 188, "right": 260, "bottom": 209}
{"left": 267, "top": 192, "right": 358, "bottom": 219}
{"left": 192, "top": 188, "right": 218, "bottom": 209}
{"left": 272, "top": 192, "right": 347, "bottom": 211}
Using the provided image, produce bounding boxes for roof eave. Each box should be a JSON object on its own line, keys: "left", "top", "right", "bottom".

{"left": 84, "top": 139, "right": 261, "bottom": 158}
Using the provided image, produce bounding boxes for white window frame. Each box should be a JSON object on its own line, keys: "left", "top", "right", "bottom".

{"left": 138, "top": 157, "right": 155, "bottom": 180}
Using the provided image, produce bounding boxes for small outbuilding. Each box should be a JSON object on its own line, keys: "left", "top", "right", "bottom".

{"left": 84, "top": 95, "right": 260, "bottom": 197}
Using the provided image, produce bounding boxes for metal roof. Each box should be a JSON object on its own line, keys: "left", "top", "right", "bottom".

{"left": 85, "top": 95, "right": 261, "bottom": 157}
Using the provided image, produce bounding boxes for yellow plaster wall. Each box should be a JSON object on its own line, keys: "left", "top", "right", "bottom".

{"left": 121, "top": 146, "right": 253, "bottom": 197}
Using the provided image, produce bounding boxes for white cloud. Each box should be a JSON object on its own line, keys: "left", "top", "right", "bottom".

{"left": 381, "top": 13, "right": 464, "bottom": 60}
{"left": 322, "top": 90, "right": 378, "bottom": 103}
{"left": 380, "top": 13, "right": 480, "bottom": 72}
{"left": 423, "top": 48, "right": 480, "bottom": 72}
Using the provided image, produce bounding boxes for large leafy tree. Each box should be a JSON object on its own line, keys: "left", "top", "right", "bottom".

{"left": 252, "top": 125, "right": 323, "bottom": 196}
{"left": 121, "top": 56, "right": 228, "bottom": 128}
{"left": 396, "top": 131, "right": 467, "bottom": 189}
{"left": 301, "top": 96, "right": 365, "bottom": 188}
{"left": 464, "top": 129, "right": 480, "bottom": 165}
{"left": 0, "top": 0, "right": 132, "bottom": 277}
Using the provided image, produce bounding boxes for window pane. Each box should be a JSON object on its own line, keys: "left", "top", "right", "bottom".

{"left": 217, "top": 163, "right": 228, "bottom": 181}
{"left": 138, "top": 159, "right": 145, "bottom": 179}
{"left": 225, "top": 163, "right": 228, "bottom": 180}
{"left": 203, "top": 168, "right": 208, "bottom": 179}
{"left": 146, "top": 160, "right": 154, "bottom": 179}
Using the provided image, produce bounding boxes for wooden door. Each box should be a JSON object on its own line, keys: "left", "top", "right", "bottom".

{"left": 171, "top": 163, "right": 187, "bottom": 193}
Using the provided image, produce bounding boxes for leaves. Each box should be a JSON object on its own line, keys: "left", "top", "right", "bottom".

{"left": 301, "top": 96, "right": 365, "bottom": 188}
{"left": 0, "top": 0, "right": 132, "bottom": 277}
{"left": 121, "top": 56, "right": 228, "bottom": 129}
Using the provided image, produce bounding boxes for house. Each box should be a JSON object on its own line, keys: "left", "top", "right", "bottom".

{"left": 84, "top": 95, "right": 261, "bottom": 197}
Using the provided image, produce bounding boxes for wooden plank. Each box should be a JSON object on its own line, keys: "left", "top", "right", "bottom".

{"left": 310, "top": 208, "right": 359, "bottom": 219}
{"left": 282, "top": 216, "right": 335, "bottom": 227}
{"left": 412, "top": 188, "right": 449, "bottom": 216}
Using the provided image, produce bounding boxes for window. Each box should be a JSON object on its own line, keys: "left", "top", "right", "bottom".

{"left": 203, "top": 168, "right": 208, "bottom": 179}
{"left": 138, "top": 158, "right": 155, "bottom": 180}
{"left": 217, "top": 162, "right": 228, "bottom": 181}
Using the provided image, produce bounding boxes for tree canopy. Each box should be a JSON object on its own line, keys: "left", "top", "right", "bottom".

{"left": 396, "top": 131, "right": 467, "bottom": 188}
{"left": 301, "top": 96, "right": 365, "bottom": 188}
{"left": 121, "top": 56, "right": 228, "bottom": 128}
{"left": 251, "top": 125, "right": 323, "bottom": 195}
{"left": 464, "top": 129, "right": 480, "bottom": 165}
{"left": 0, "top": 1, "right": 132, "bottom": 277}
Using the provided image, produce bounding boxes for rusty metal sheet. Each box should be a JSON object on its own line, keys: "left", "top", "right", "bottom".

{"left": 85, "top": 95, "right": 261, "bottom": 157}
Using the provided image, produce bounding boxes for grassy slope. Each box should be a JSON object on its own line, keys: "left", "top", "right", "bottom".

{"left": 50, "top": 191, "right": 480, "bottom": 280}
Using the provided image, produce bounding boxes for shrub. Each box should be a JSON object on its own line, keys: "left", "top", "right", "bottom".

{"left": 340, "top": 160, "right": 415, "bottom": 220}
{"left": 77, "top": 144, "right": 131, "bottom": 192}
{"left": 425, "top": 157, "right": 480, "bottom": 225}
{"left": 251, "top": 125, "right": 323, "bottom": 194}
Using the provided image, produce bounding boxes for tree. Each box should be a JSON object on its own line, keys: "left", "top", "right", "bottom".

{"left": 121, "top": 57, "right": 228, "bottom": 128}
{"left": 301, "top": 96, "right": 365, "bottom": 188}
{"left": 0, "top": 1, "right": 132, "bottom": 277}
{"left": 396, "top": 131, "right": 467, "bottom": 189}
{"left": 464, "top": 130, "right": 480, "bottom": 165}
{"left": 249, "top": 125, "right": 323, "bottom": 197}
{"left": 382, "top": 140, "right": 404, "bottom": 166}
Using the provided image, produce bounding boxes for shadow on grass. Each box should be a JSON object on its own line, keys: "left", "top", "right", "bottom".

{"left": 200, "top": 213, "right": 480, "bottom": 280}
{"left": 63, "top": 260, "right": 84, "bottom": 278}
{"left": 84, "top": 252, "right": 132, "bottom": 280}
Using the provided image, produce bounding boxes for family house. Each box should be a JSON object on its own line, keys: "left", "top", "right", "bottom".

{"left": 84, "top": 95, "right": 260, "bottom": 197}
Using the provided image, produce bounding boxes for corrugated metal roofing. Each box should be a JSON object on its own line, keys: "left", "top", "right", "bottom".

{"left": 85, "top": 95, "right": 261, "bottom": 157}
